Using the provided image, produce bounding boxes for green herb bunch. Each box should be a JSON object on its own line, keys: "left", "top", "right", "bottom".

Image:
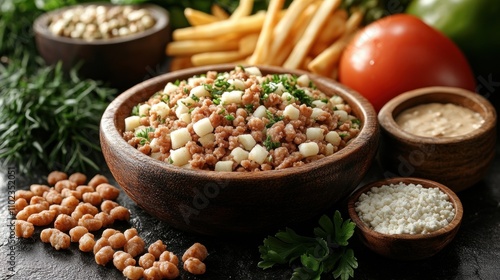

{"left": 259, "top": 210, "right": 358, "bottom": 280}
{"left": 0, "top": 56, "right": 116, "bottom": 175}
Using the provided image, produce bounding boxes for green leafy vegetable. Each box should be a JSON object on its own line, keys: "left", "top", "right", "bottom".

{"left": 263, "top": 135, "right": 281, "bottom": 151}
{"left": 265, "top": 110, "right": 284, "bottom": 128}
{"left": 259, "top": 211, "right": 358, "bottom": 280}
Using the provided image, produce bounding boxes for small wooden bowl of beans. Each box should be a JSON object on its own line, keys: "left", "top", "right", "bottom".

{"left": 347, "top": 177, "right": 463, "bottom": 260}
{"left": 378, "top": 86, "right": 497, "bottom": 192}
{"left": 33, "top": 3, "right": 170, "bottom": 90}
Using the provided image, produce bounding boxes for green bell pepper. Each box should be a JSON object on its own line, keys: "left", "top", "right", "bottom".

{"left": 406, "top": 0, "right": 500, "bottom": 75}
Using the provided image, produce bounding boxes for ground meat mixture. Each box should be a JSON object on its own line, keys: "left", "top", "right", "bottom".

{"left": 123, "top": 66, "right": 361, "bottom": 171}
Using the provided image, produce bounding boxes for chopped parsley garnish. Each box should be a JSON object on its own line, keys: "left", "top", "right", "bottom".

{"left": 174, "top": 79, "right": 181, "bottom": 86}
{"left": 266, "top": 110, "right": 284, "bottom": 128}
{"left": 259, "top": 211, "right": 358, "bottom": 280}
{"left": 339, "top": 132, "right": 348, "bottom": 139}
{"left": 225, "top": 115, "right": 235, "bottom": 121}
{"left": 351, "top": 119, "right": 361, "bottom": 129}
{"left": 191, "top": 95, "right": 200, "bottom": 101}
{"left": 261, "top": 74, "right": 314, "bottom": 106}
{"left": 136, "top": 127, "right": 155, "bottom": 142}
{"left": 131, "top": 104, "right": 140, "bottom": 116}
{"left": 263, "top": 135, "right": 281, "bottom": 150}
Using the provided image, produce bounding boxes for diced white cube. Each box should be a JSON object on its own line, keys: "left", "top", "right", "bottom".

{"left": 151, "top": 102, "right": 170, "bottom": 119}
{"left": 175, "top": 103, "right": 189, "bottom": 119}
{"left": 215, "top": 160, "right": 234, "bottom": 172}
{"left": 179, "top": 113, "right": 191, "bottom": 123}
{"left": 297, "top": 74, "right": 310, "bottom": 87}
{"left": 325, "top": 143, "right": 334, "bottom": 155}
{"left": 248, "top": 144, "right": 269, "bottom": 164}
{"left": 228, "top": 79, "right": 246, "bottom": 90}
{"left": 198, "top": 133, "right": 215, "bottom": 147}
{"left": 281, "top": 92, "right": 295, "bottom": 105}
{"left": 283, "top": 104, "right": 300, "bottom": 120}
{"left": 124, "top": 116, "right": 141, "bottom": 132}
{"left": 238, "top": 134, "right": 257, "bottom": 151}
{"left": 230, "top": 147, "right": 249, "bottom": 164}
{"left": 334, "top": 110, "right": 349, "bottom": 122}
{"left": 163, "top": 82, "right": 178, "bottom": 94}
{"left": 221, "top": 90, "right": 243, "bottom": 104}
{"left": 193, "top": 117, "right": 214, "bottom": 137}
{"left": 253, "top": 105, "right": 267, "bottom": 118}
{"left": 138, "top": 104, "right": 151, "bottom": 116}
{"left": 306, "top": 127, "right": 324, "bottom": 141}
{"left": 170, "top": 127, "right": 192, "bottom": 149}
{"left": 244, "top": 66, "right": 262, "bottom": 76}
{"left": 325, "top": 131, "right": 341, "bottom": 146}
{"left": 169, "top": 147, "right": 191, "bottom": 166}
{"left": 312, "top": 100, "right": 327, "bottom": 109}
{"left": 299, "top": 142, "right": 319, "bottom": 157}
{"left": 190, "top": 85, "right": 210, "bottom": 98}
{"left": 311, "top": 108, "right": 324, "bottom": 119}
{"left": 330, "top": 95, "right": 344, "bottom": 105}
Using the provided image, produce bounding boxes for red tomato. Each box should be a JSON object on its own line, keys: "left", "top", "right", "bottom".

{"left": 338, "top": 14, "right": 476, "bottom": 112}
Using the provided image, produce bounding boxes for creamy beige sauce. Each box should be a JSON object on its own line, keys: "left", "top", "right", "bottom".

{"left": 395, "top": 103, "right": 484, "bottom": 137}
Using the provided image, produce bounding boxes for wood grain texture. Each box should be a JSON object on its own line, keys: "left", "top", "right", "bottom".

{"left": 378, "top": 86, "right": 497, "bottom": 192}
{"left": 347, "top": 177, "right": 463, "bottom": 260}
{"left": 33, "top": 3, "right": 171, "bottom": 90}
{"left": 100, "top": 64, "right": 379, "bottom": 235}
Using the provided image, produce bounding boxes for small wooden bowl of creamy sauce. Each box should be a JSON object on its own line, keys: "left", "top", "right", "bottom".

{"left": 378, "top": 86, "right": 497, "bottom": 192}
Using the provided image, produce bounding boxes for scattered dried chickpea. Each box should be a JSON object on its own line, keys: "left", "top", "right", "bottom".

{"left": 78, "top": 213, "right": 103, "bottom": 231}
{"left": 183, "top": 257, "right": 206, "bottom": 275}
{"left": 96, "top": 183, "right": 120, "bottom": 200}
{"left": 40, "top": 228, "right": 57, "bottom": 243}
{"left": 139, "top": 253, "right": 155, "bottom": 269}
{"left": 82, "top": 192, "right": 103, "bottom": 206}
{"left": 88, "top": 174, "right": 108, "bottom": 188}
{"left": 143, "top": 266, "right": 162, "bottom": 280}
{"left": 54, "top": 213, "right": 77, "bottom": 232}
{"left": 182, "top": 242, "right": 208, "bottom": 262}
{"left": 43, "top": 190, "right": 63, "bottom": 205}
{"left": 94, "top": 212, "right": 114, "bottom": 228}
{"left": 54, "top": 179, "right": 77, "bottom": 192}
{"left": 16, "top": 204, "right": 47, "bottom": 220}
{"left": 27, "top": 209, "right": 57, "bottom": 226}
{"left": 47, "top": 171, "right": 68, "bottom": 185}
{"left": 109, "top": 232, "right": 127, "bottom": 249}
{"left": 124, "top": 228, "right": 138, "bottom": 241}
{"left": 76, "top": 185, "right": 95, "bottom": 195}
{"left": 158, "top": 261, "right": 179, "bottom": 279}
{"left": 14, "top": 198, "right": 28, "bottom": 214}
{"left": 29, "top": 196, "right": 48, "bottom": 206}
{"left": 124, "top": 235, "right": 145, "bottom": 257}
{"left": 101, "top": 200, "right": 119, "bottom": 214}
{"left": 15, "top": 190, "right": 34, "bottom": 201}
{"left": 69, "top": 226, "right": 89, "bottom": 242}
{"left": 69, "top": 172, "right": 87, "bottom": 185}
{"left": 95, "top": 245, "right": 115, "bottom": 266}
{"left": 72, "top": 202, "right": 99, "bottom": 220}
{"left": 15, "top": 220, "right": 34, "bottom": 238}
{"left": 102, "top": 228, "right": 120, "bottom": 239}
{"left": 61, "top": 189, "right": 82, "bottom": 200}
{"left": 159, "top": 251, "right": 179, "bottom": 266}
{"left": 94, "top": 237, "right": 111, "bottom": 254}
{"left": 123, "top": 265, "right": 145, "bottom": 280}
{"left": 61, "top": 196, "right": 80, "bottom": 212}
{"left": 49, "top": 229, "right": 71, "bottom": 250}
{"left": 110, "top": 206, "right": 130, "bottom": 221}
{"left": 30, "top": 184, "right": 50, "bottom": 196}
{"left": 113, "top": 251, "right": 136, "bottom": 271}
{"left": 49, "top": 204, "right": 72, "bottom": 216}
{"left": 79, "top": 233, "right": 95, "bottom": 252}
{"left": 148, "top": 240, "right": 167, "bottom": 259}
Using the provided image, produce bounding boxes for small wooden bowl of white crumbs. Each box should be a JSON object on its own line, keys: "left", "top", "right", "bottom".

{"left": 347, "top": 177, "right": 463, "bottom": 260}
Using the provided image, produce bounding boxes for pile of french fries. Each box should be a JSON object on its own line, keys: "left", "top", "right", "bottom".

{"left": 166, "top": 0, "right": 363, "bottom": 80}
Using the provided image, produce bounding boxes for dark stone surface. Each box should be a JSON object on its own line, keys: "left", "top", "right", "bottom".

{"left": 1, "top": 142, "right": 499, "bottom": 280}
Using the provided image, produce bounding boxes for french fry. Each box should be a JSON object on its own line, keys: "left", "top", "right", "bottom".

{"left": 184, "top": 8, "right": 219, "bottom": 26}
{"left": 191, "top": 51, "right": 248, "bottom": 66}
{"left": 173, "top": 11, "right": 267, "bottom": 41}
{"left": 268, "top": 0, "right": 317, "bottom": 65}
{"left": 230, "top": 0, "right": 255, "bottom": 19}
{"left": 166, "top": 40, "right": 239, "bottom": 56}
{"left": 239, "top": 33, "right": 260, "bottom": 56}
{"left": 247, "top": 0, "right": 285, "bottom": 65}
{"left": 283, "top": 0, "right": 341, "bottom": 69}
{"left": 170, "top": 56, "right": 193, "bottom": 71}
{"left": 211, "top": 4, "right": 230, "bottom": 20}
{"left": 309, "top": 9, "right": 347, "bottom": 57}
{"left": 307, "top": 10, "right": 364, "bottom": 76}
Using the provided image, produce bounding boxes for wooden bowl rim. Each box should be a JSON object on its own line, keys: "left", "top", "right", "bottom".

{"left": 100, "top": 64, "right": 379, "bottom": 180}
{"left": 378, "top": 86, "right": 497, "bottom": 144}
{"left": 347, "top": 177, "right": 463, "bottom": 241}
{"left": 33, "top": 2, "right": 170, "bottom": 45}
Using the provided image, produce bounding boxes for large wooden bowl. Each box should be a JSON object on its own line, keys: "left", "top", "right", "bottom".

{"left": 348, "top": 177, "right": 463, "bottom": 260}
{"left": 378, "top": 86, "right": 497, "bottom": 192}
{"left": 33, "top": 3, "right": 170, "bottom": 90}
{"left": 100, "top": 65, "right": 379, "bottom": 235}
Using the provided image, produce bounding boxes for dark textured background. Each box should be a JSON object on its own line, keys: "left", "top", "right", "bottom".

{"left": 1, "top": 141, "right": 499, "bottom": 280}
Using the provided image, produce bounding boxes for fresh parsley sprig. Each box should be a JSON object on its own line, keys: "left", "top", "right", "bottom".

{"left": 259, "top": 210, "right": 358, "bottom": 280}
